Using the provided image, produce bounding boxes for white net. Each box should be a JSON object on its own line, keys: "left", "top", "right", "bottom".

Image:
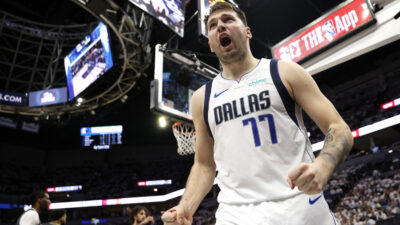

{"left": 172, "top": 122, "right": 196, "bottom": 155}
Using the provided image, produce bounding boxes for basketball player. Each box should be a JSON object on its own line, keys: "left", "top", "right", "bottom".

{"left": 17, "top": 191, "right": 51, "bottom": 225}
{"left": 42, "top": 209, "right": 67, "bottom": 225}
{"left": 128, "top": 205, "right": 155, "bottom": 225}
{"left": 162, "top": 2, "right": 353, "bottom": 225}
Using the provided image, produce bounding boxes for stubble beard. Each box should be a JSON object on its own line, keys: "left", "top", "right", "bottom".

{"left": 217, "top": 35, "right": 249, "bottom": 65}
{"left": 218, "top": 46, "right": 246, "bottom": 65}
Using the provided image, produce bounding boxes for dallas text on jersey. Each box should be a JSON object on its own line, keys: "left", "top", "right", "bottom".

{"left": 213, "top": 90, "right": 271, "bottom": 125}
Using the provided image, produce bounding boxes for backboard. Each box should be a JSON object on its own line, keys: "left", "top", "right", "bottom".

{"left": 150, "top": 44, "right": 219, "bottom": 122}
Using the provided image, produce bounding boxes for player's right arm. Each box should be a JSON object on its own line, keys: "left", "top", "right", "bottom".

{"left": 162, "top": 85, "right": 216, "bottom": 225}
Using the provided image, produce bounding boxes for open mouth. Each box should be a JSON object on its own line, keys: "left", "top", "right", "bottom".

{"left": 220, "top": 36, "right": 232, "bottom": 48}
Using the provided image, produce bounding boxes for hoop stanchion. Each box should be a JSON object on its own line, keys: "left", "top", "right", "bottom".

{"left": 172, "top": 122, "right": 196, "bottom": 155}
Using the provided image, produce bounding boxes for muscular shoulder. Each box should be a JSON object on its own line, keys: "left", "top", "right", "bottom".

{"left": 191, "top": 85, "right": 206, "bottom": 111}
{"left": 192, "top": 85, "right": 205, "bottom": 100}
{"left": 276, "top": 60, "right": 312, "bottom": 100}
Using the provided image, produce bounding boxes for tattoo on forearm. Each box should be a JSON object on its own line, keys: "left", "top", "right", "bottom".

{"left": 320, "top": 127, "right": 352, "bottom": 170}
{"left": 319, "top": 152, "right": 337, "bottom": 168}
{"left": 325, "top": 128, "right": 334, "bottom": 142}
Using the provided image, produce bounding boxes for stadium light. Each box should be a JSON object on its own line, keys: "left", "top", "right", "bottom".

{"left": 76, "top": 98, "right": 84, "bottom": 107}
{"left": 159, "top": 116, "right": 167, "bottom": 128}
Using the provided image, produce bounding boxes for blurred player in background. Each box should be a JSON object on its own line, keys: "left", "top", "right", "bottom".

{"left": 162, "top": 1, "right": 353, "bottom": 225}
{"left": 16, "top": 191, "right": 51, "bottom": 225}
{"left": 127, "top": 205, "right": 155, "bottom": 225}
{"left": 42, "top": 209, "right": 67, "bottom": 225}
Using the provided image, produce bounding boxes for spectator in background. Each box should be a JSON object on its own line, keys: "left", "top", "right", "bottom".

{"left": 127, "top": 205, "right": 155, "bottom": 225}
{"left": 16, "top": 191, "right": 51, "bottom": 225}
{"left": 43, "top": 209, "right": 67, "bottom": 225}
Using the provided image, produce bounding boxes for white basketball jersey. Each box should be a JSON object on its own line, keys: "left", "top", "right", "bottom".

{"left": 204, "top": 58, "right": 315, "bottom": 204}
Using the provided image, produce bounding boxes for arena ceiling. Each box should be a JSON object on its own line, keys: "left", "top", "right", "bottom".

{"left": 1, "top": 0, "right": 346, "bottom": 57}
{"left": 6, "top": 0, "right": 392, "bottom": 151}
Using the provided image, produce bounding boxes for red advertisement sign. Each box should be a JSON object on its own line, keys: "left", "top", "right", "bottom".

{"left": 272, "top": 0, "right": 375, "bottom": 62}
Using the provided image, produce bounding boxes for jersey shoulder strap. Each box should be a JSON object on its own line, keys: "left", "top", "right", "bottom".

{"left": 203, "top": 80, "right": 213, "bottom": 138}
{"left": 270, "top": 59, "right": 298, "bottom": 127}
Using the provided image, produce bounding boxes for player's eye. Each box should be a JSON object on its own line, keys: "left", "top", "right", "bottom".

{"left": 209, "top": 23, "right": 216, "bottom": 29}
{"left": 224, "top": 17, "right": 233, "bottom": 22}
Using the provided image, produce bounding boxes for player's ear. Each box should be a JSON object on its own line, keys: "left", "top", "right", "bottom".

{"left": 246, "top": 27, "right": 252, "bottom": 39}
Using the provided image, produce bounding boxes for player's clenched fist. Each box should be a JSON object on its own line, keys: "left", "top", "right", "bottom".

{"left": 286, "top": 160, "right": 332, "bottom": 195}
{"left": 161, "top": 205, "right": 192, "bottom": 225}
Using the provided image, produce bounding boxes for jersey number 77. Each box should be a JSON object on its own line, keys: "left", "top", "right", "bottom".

{"left": 243, "top": 114, "right": 277, "bottom": 147}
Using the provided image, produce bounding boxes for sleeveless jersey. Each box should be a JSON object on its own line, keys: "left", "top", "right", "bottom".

{"left": 204, "top": 59, "right": 315, "bottom": 204}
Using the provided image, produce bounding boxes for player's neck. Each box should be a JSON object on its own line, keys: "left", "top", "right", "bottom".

{"left": 33, "top": 205, "right": 41, "bottom": 214}
{"left": 220, "top": 53, "right": 259, "bottom": 81}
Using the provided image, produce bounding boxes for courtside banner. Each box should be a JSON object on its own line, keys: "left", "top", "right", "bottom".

{"left": 0, "top": 91, "right": 25, "bottom": 106}
{"left": 272, "top": 0, "right": 376, "bottom": 63}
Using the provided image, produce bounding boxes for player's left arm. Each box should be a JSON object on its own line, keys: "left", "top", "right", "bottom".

{"left": 278, "top": 60, "right": 354, "bottom": 195}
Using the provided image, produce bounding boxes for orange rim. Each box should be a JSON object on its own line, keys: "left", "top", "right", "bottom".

{"left": 172, "top": 122, "right": 183, "bottom": 128}
{"left": 172, "top": 122, "right": 196, "bottom": 135}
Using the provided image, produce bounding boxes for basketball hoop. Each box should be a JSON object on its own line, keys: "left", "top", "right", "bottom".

{"left": 172, "top": 122, "right": 196, "bottom": 155}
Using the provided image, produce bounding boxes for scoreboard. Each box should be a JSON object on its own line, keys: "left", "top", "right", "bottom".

{"left": 80, "top": 125, "right": 122, "bottom": 150}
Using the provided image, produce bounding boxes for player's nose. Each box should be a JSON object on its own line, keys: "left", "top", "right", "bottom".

{"left": 217, "top": 20, "right": 226, "bottom": 32}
